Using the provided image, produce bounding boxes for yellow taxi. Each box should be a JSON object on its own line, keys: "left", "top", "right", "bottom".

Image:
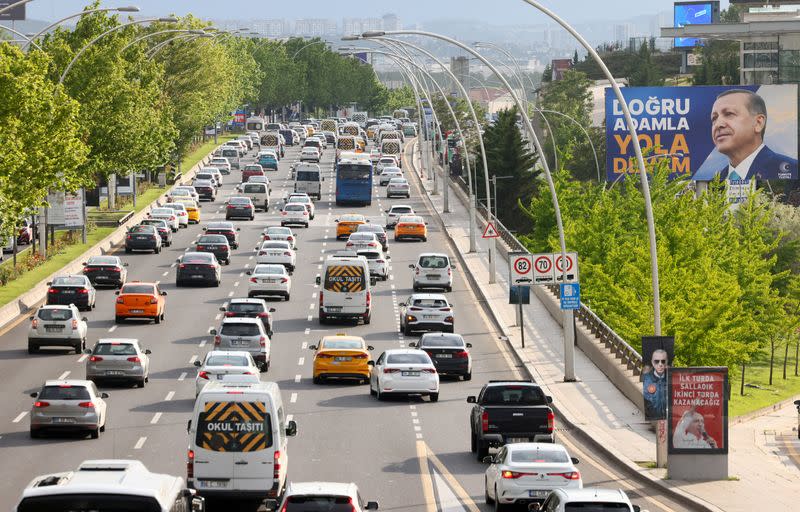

{"left": 354, "top": 136, "right": 366, "bottom": 153}
{"left": 366, "top": 126, "right": 377, "bottom": 139}
{"left": 394, "top": 215, "right": 428, "bottom": 242}
{"left": 335, "top": 213, "right": 367, "bottom": 240}
{"left": 305, "top": 125, "right": 315, "bottom": 136}
{"left": 310, "top": 334, "right": 374, "bottom": 384}
{"left": 115, "top": 281, "right": 167, "bottom": 324}
{"left": 176, "top": 199, "right": 200, "bottom": 224}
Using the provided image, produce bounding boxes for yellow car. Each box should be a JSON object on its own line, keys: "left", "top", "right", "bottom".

{"left": 366, "top": 126, "right": 377, "bottom": 139}
{"left": 176, "top": 199, "right": 200, "bottom": 224}
{"left": 336, "top": 213, "right": 367, "bottom": 240}
{"left": 395, "top": 215, "right": 427, "bottom": 242}
{"left": 311, "top": 334, "right": 373, "bottom": 384}
{"left": 354, "top": 136, "right": 366, "bottom": 152}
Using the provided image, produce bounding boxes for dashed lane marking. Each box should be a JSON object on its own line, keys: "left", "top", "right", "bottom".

{"left": 178, "top": 372, "right": 187, "bottom": 381}
{"left": 228, "top": 291, "right": 234, "bottom": 297}
{"left": 57, "top": 371, "right": 70, "bottom": 380}
{"left": 165, "top": 391, "right": 175, "bottom": 401}
{"left": 290, "top": 392, "right": 298, "bottom": 403}
{"left": 12, "top": 412, "right": 28, "bottom": 423}
{"left": 150, "top": 412, "right": 162, "bottom": 424}
{"left": 189, "top": 355, "right": 198, "bottom": 364}
{"left": 162, "top": 271, "right": 169, "bottom": 276}
{"left": 134, "top": 436, "right": 147, "bottom": 449}
{"left": 304, "top": 328, "right": 310, "bottom": 335}
{"left": 301, "top": 342, "right": 308, "bottom": 350}
{"left": 294, "top": 375, "right": 301, "bottom": 383}
{"left": 199, "top": 339, "right": 207, "bottom": 348}
{"left": 108, "top": 325, "right": 117, "bottom": 333}
{"left": 77, "top": 354, "right": 88, "bottom": 363}
{"left": 298, "top": 357, "right": 305, "bottom": 366}
{"left": 307, "top": 315, "right": 312, "bottom": 322}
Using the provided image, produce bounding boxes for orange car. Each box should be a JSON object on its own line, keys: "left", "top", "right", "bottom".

{"left": 115, "top": 281, "right": 167, "bottom": 324}
{"left": 394, "top": 215, "right": 427, "bottom": 242}
{"left": 311, "top": 334, "right": 374, "bottom": 384}
{"left": 336, "top": 213, "right": 367, "bottom": 240}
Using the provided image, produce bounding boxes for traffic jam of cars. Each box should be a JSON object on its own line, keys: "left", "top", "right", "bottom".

{"left": 8, "top": 116, "right": 646, "bottom": 512}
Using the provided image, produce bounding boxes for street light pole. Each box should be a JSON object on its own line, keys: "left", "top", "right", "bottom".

{"left": 475, "top": 41, "right": 529, "bottom": 104}
{"left": 121, "top": 28, "right": 206, "bottom": 53}
{"left": 25, "top": 5, "right": 140, "bottom": 50}
{"left": 0, "top": 24, "right": 41, "bottom": 50}
{"left": 537, "top": 108, "right": 601, "bottom": 182}
{"left": 146, "top": 32, "right": 212, "bottom": 59}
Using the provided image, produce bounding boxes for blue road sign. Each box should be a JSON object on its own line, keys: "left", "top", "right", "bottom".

{"left": 560, "top": 283, "right": 580, "bottom": 310}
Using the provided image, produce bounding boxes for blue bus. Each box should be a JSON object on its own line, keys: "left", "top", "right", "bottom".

{"left": 335, "top": 159, "right": 373, "bottom": 206}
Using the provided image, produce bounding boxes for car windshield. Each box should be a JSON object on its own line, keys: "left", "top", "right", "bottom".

{"left": 249, "top": 176, "right": 268, "bottom": 183}
{"left": 229, "top": 197, "right": 250, "bottom": 205}
{"left": 419, "top": 256, "right": 448, "bottom": 268}
{"left": 207, "top": 223, "right": 233, "bottom": 230}
{"left": 220, "top": 323, "right": 261, "bottom": 336}
{"left": 322, "top": 339, "right": 363, "bottom": 350}
{"left": 206, "top": 354, "right": 249, "bottom": 367}
{"left": 121, "top": 285, "right": 155, "bottom": 294}
{"left": 410, "top": 298, "right": 448, "bottom": 308}
{"left": 198, "top": 236, "right": 227, "bottom": 244}
{"left": 288, "top": 196, "right": 309, "bottom": 203}
{"left": 420, "top": 334, "right": 464, "bottom": 348}
{"left": 39, "top": 385, "right": 90, "bottom": 400}
{"left": 228, "top": 302, "right": 265, "bottom": 314}
{"left": 511, "top": 449, "right": 569, "bottom": 464}
{"left": 196, "top": 174, "right": 214, "bottom": 180}
{"left": 245, "top": 165, "right": 263, "bottom": 171}
{"left": 284, "top": 496, "right": 355, "bottom": 511}
{"left": 358, "top": 252, "right": 381, "bottom": 260}
{"left": 52, "top": 277, "right": 85, "bottom": 286}
{"left": 387, "top": 353, "right": 430, "bottom": 365}
{"left": 38, "top": 308, "right": 73, "bottom": 321}
{"left": 338, "top": 164, "right": 371, "bottom": 180}
{"left": 212, "top": 159, "right": 227, "bottom": 164}
{"left": 93, "top": 343, "right": 137, "bottom": 356}
{"left": 481, "top": 386, "right": 547, "bottom": 406}
{"left": 254, "top": 265, "right": 285, "bottom": 275}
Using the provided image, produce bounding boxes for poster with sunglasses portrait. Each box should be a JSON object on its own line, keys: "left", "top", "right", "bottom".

{"left": 641, "top": 336, "right": 675, "bottom": 421}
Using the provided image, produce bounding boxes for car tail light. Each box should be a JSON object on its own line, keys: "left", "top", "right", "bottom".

{"left": 415, "top": 268, "right": 420, "bottom": 275}
{"left": 287, "top": 236, "right": 294, "bottom": 241}
{"left": 548, "top": 471, "right": 581, "bottom": 480}
{"left": 406, "top": 315, "right": 417, "bottom": 322}
{"left": 196, "top": 245, "right": 205, "bottom": 250}
{"left": 78, "top": 401, "right": 95, "bottom": 408}
{"left": 31, "top": 318, "right": 39, "bottom": 329}
{"left": 262, "top": 235, "right": 270, "bottom": 240}
{"left": 352, "top": 353, "right": 368, "bottom": 359}
{"left": 422, "top": 368, "right": 437, "bottom": 373}
{"left": 198, "top": 371, "right": 210, "bottom": 380}
{"left": 303, "top": 211, "right": 308, "bottom": 216}
{"left": 284, "top": 252, "right": 291, "bottom": 257}
{"left": 317, "top": 353, "right": 334, "bottom": 359}
{"left": 454, "top": 350, "right": 469, "bottom": 359}
{"left": 150, "top": 297, "right": 158, "bottom": 304}
{"left": 448, "top": 267, "right": 452, "bottom": 276}
{"left": 273, "top": 450, "right": 281, "bottom": 479}
{"left": 383, "top": 368, "right": 400, "bottom": 373}
{"left": 280, "top": 278, "right": 289, "bottom": 283}
{"left": 34, "top": 401, "right": 50, "bottom": 408}
{"left": 227, "top": 205, "right": 235, "bottom": 209}
{"left": 366, "top": 291, "right": 371, "bottom": 309}
{"left": 502, "top": 470, "right": 536, "bottom": 479}
{"left": 214, "top": 335, "right": 221, "bottom": 346}
{"left": 250, "top": 277, "right": 258, "bottom": 283}
{"left": 116, "top": 297, "right": 124, "bottom": 304}
{"left": 187, "top": 449, "right": 194, "bottom": 479}
{"left": 127, "top": 356, "right": 141, "bottom": 363}
{"left": 281, "top": 211, "right": 287, "bottom": 216}
{"left": 90, "top": 355, "right": 103, "bottom": 362}
{"left": 125, "top": 235, "right": 132, "bottom": 240}
{"left": 319, "top": 291, "right": 323, "bottom": 305}
{"left": 444, "top": 316, "right": 454, "bottom": 323}
{"left": 547, "top": 411, "right": 555, "bottom": 432}
{"left": 439, "top": 307, "right": 451, "bottom": 312}
{"left": 259, "top": 336, "right": 267, "bottom": 347}
{"left": 481, "top": 411, "right": 489, "bottom": 432}
{"left": 71, "top": 319, "right": 78, "bottom": 329}
{"left": 368, "top": 242, "right": 376, "bottom": 247}
{"left": 179, "top": 264, "right": 186, "bottom": 269}
{"left": 170, "top": 216, "right": 176, "bottom": 221}
{"left": 48, "top": 288, "right": 58, "bottom": 294}
{"left": 111, "top": 267, "right": 121, "bottom": 273}
{"left": 257, "top": 312, "right": 269, "bottom": 318}
{"left": 259, "top": 251, "right": 267, "bottom": 255}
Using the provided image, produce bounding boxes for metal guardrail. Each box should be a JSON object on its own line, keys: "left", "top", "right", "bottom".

{"left": 449, "top": 170, "right": 644, "bottom": 375}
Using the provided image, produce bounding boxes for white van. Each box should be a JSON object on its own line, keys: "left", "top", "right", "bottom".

{"left": 240, "top": 182, "right": 270, "bottom": 211}
{"left": 188, "top": 381, "right": 297, "bottom": 502}
{"left": 293, "top": 163, "right": 323, "bottom": 200}
{"left": 220, "top": 148, "right": 241, "bottom": 169}
{"left": 316, "top": 253, "right": 376, "bottom": 325}
{"left": 381, "top": 140, "right": 402, "bottom": 166}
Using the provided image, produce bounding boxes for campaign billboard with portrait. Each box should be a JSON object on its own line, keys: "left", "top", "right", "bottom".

{"left": 667, "top": 367, "right": 728, "bottom": 454}
{"left": 641, "top": 336, "right": 675, "bottom": 421}
{"left": 605, "top": 85, "right": 798, "bottom": 182}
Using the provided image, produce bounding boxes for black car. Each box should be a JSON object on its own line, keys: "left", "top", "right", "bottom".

{"left": 139, "top": 219, "right": 172, "bottom": 246}
{"left": 356, "top": 224, "right": 388, "bottom": 251}
{"left": 193, "top": 179, "right": 216, "bottom": 201}
{"left": 225, "top": 197, "right": 255, "bottom": 220}
{"left": 219, "top": 298, "right": 276, "bottom": 337}
{"left": 46, "top": 275, "right": 96, "bottom": 311}
{"left": 125, "top": 225, "right": 162, "bottom": 254}
{"left": 176, "top": 252, "right": 221, "bottom": 287}
{"left": 411, "top": 332, "right": 472, "bottom": 380}
{"left": 82, "top": 255, "right": 128, "bottom": 288}
{"left": 195, "top": 234, "right": 231, "bottom": 265}
{"left": 204, "top": 222, "right": 240, "bottom": 249}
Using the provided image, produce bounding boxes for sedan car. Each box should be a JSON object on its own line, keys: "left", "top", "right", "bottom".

{"left": 115, "top": 282, "right": 167, "bottom": 324}
{"left": 368, "top": 349, "right": 439, "bottom": 402}
{"left": 82, "top": 255, "right": 128, "bottom": 288}
{"left": 175, "top": 199, "right": 201, "bottom": 224}
{"left": 411, "top": 332, "right": 472, "bottom": 380}
{"left": 219, "top": 297, "right": 276, "bottom": 336}
{"left": 46, "top": 275, "right": 96, "bottom": 311}
{"left": 176, "top": 252, "right": 221, "bottom": 287}
{"left": 335, "top": 213, "right": 367, "bottom": 239}
{"left": 281, "top": 203, "right": 310, "bottom": 228}
{"left": 27, "top": 304, "right": 88, "bottom": 354}
{"left": 311, "top": 334, "right": 374, "bottom": 384}
{"left": 210, "top": 317, "right": 270, "bottom": 371}
{"left": 169, "top": 186, "right": 200, "bottom": 203}
{"left": 125, "top": 224, "right": 162, "bottom": 254}
{"left": 162, "top": 202, "right": 189, "bottom": 228}
{"left": 256, "top": 240, "right": 296, "bottom": 272}
{"left": 395, "top": 215, "right": 428, "bottom": 242}
{"left": 193, "top": 350, "right": 260, "bottom": 397}
{"left": 209, "top": 157, "right": 231, "bottom": 174}
{"left": 379, "top": 166, "right": 403, "bottom": 186}
{"left": 345, "top": 232, "right": 380, "bottom": 252}
{"left": 400, "top": 293, "right": 454, "bottom": 335}
{"left": 193, "top": 179, "right": 217, "bottom": 201}
{"left": 484, "top": 443, "right": 582, "bottom": 508}
{"left": 356, "top": 224, "right": 388, "bottom": 251}
{"left": 29, "top": 380, "right": 108, "bottom": 439}
{"left": 148, "top": 207, "right": 179, "bottom": 231}
{"left": 204, "top": 221, "right": 240, "bottom": 249}
{"left": 262, "top": 226, "right": 296, "bottom": 249}
{"left": 85, "top": 338, "right": 151, "bottom": 388}
{"left": 387, "top": 177, "right": 411, "bottom": 198}
{"left": 300, "top": 147, "right": 321, "bottom": 162}
{"left": 195, "top": 234, "right": 231, "bottom": 265}
{"left": 385, "top": 205, "right": 414, "bottom": 229}
{"left": 357, "top": 249, "right": 389, "bottom": 281}
{"left": 194, "top": 171, "right": 218, "bottom": 187}
{"left": 225, "top": 196, "right": 255, "bottom": 220}
{"left": 286, "top": 193, "right": 315, "bottom": 218}
{"left": 139, "top": 219, "right": 173, "bottom": 247}
{"left": 247, "top": 264, "right": 291, "bottom": 301}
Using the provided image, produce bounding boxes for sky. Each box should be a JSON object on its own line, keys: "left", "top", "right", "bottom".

{"left": 24, "top": 0, "right": 733, "bottom": 25}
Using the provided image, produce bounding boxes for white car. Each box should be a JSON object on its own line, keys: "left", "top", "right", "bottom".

{"left": 209, "top": 157, "right": 231, "bottom": 174}
{"left": 300, "top": 147, "right": 321, "bottom": 162}
{"left": 148, "top": 207, "right": 179, "bottom": 231}
{"left": 535, "top": 488, "right": 639, "bottom": 512}
{"left": 385, "top": 204, "right": 415, "bottom": 228}
{"left": 379, "top": 166, "right": 403, "bottom": 186}
{"left": 262, "top": 226, "right": 296, "bottom": 249}
{"left": 27, "top": 304, "right": 88, "bottom": 354}
{"left": 357, "top": 249, "right": 389, "bottom": 281}
{"left": 194, "top": 171, "right": 219, "bottom": 187}
{"left": 345, "top": 232, "right": 380, "bottom": 252}
{"left": 369, "top": 349, "right": 439, "bottom": 402}
{"left": 281, "top": 202, "right": 310, "bottom": 227}
{"left": 386, "top": 177, "right": 410, "bottom": 198}
{"left": 193, "top": 350, "right": 260, "bottom": 397}
{"left": 162, "top": 202, "right": 189, "bottom": 228}
{"left": 200, "top": 166, "right": 224, "bottom": 185}
{"left": 484, "top": 443, "right": 582, "bottom": 507}
{"left": 170, "top": 186, "right": 200, "bottom": 203}
{"left": 247, "top": 263, "right": 291, "bottom": 301}
{"left": 256, "top": 240, "right": 296, "bottom": 272}
{"left": 411, "top": 253, "right": 455, "bottom": 292}
{"left": 278, "top": 482, "right": 379, "bottom": 512}
{"left": 286, "top": 193, "right": 315, "bottom": 218}
{"left": 247, "top": 174, "right": 271, "bottom": 191}
{"left": 400, "top": 293, "right": 454, "bottom": 335}
{"left": 377, "top": 156, "right": 399, "bottom": 172}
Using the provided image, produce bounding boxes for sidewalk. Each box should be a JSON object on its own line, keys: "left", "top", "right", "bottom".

{"left": 411, "top": 148, "right": 800, "bottom": 512}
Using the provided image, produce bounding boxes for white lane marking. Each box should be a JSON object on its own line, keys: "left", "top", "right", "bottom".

{"left": 214, "top": 313, "right": 221, "bottom": 320}
{"left": 248, "top": 255, "right": 253, "bottom": 260}
{"left": 414, "top": 425, "right": 422, "bottom": 432}
{"left": 416, "top": 433, "right": 423, "bottom": 439}
{"left": 165, "top": 391, "right": 175, "bottom": 401}
{"left": 134, "top": 436, "right": 147, "bottom": 449}
{"left": 228, "top": 291, "right": 234, "bottom": 297}
{"left": 304, "top": 328, "right": 310, "bottom": 335}
{"left": 298, "top": 357, "right": 305, "bottom": 366}
{"left": 77, "top": 354, "right": 88, "bottom": 363}
{"left": 12, "top": 412, "right": 28, "bottom": 423}
{"left": 290, "top": 393, "right": 298, "bottom": 403}
{"left": 162, "top": 271, "right": 169, "bottom": 276}
{"left": 301, "top": 342, "right": 308, "bottom": 350}
{"left": 189, "top": 355, "right": 198, "bottom": 364}
{"left": 150, "top": 412, "right": 162, "bottom": 424}
{"left": 108, "top": 325, "right": 117, "bottom": 333}
{"left": 294, "top": 374, "right": 301, "bottom": 383}
{"left": 239, "top": 272, "right": 244, "bottom": 277}
{"left": 199, "top": 339, "right": 207, "bottom": 348}
{"left": 178, "top": 372, "right": 187, "bottom": 381}
{"left": 309, "top": 303, "right": 314, "bottom": 310}
{"left": 57, "top": 370, "right": 71, "bottom": 380}
{"left": 234, "top": 281, "right": 240, "bottom": 287}
{"left": 391, "top": 284, "right": 395, "bottom": 290}
{"left": 412, "top": 418, "right": 420, "bottom": 424}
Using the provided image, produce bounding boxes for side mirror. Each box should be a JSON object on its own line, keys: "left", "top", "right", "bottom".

{"left": 571, "top": 457, "right": 580, "bottom": 464}
{"left": 269, "top": 308, "right": 276, "bottom": 313}
{"left": 145, "top": 349, "right": 152, "bottom": 355}
{"left": 176, "top": 258, "right": 181, "bottom": 262}
{"left": 84, "top": 348, "right": 92, "bottom": 354}
{"left": 309, "top": 345, "right": 318, "bottom": 350}
{"left": 467, "top": 396, "right": 477, "bottom": 403}
{"left": 219, "top": 307, "right": 226, "bottom": 312}
{"left": 322, "top": 177, "right": 325, "bottom": 182}
{"left": 46, "top": 281, "right": 52, "bottom": 286}
{"left": 82, "top": 262, "right": 87, "bottom": 266}
{"left": 482, "top": 456, "right": 494, "bottom": 463}
{"left": 386, "top": 255, "right": 391, "bottom": 259}
{"left": 114, "top": 291, "right": 120, "bottom": 296}
{"left": 101, "top": 392, "right": 110, "bottom": 399}
{"left": 209, "top": 329, "right": 217, "bottom": 335}
{"left": 370, "top": 277, "right": 377, "bottom": 286}
{"left": 528, "top": 505, "right": 542, "bottom": 512}
{"left": 315, "top": 276, "right": 321, "bottom": 285}
{"left": 161, "top": 291, "right": 167, "bottom": 296}
{"left": 82, "top": 317, "right": 88, "bottom": 322}
{"left": 334, "top": 219, "right": 339, "bottom": 223}
{"left": 367, "top": 345, "right": 374, "bottom": 351}
{"left": 29, "top": 316, "right": 34, "bottom": 321}
{"left": 285, "top": 420, "right": 298, "bottom": 437}
{"left": 246, "top": 270, "right": 252, "bottom": 275}
{"left": 546, "top": 395, "right": 553, "bottom": 404}
{"left": 408, "top": 342, "right": 417, "bottom": 347}
{"left": 123, "top": 262, "right": 130, "bottom": 267}
{"left": 237, "top": 228, "right": 241, "bottom": 231}
{"left": 633, "top": 507, "right": 641, "bottom": 512}
{"left": 367, "top": 360, "right": 375, "bottom": 366}
{"left": 30, "top": 392, "right": 39, "bottom": 398}
{"left": 408, "top": 264, "right": 415, "bottom": 269}
{"left": 365, "top": 502, "right": 379, "bottom": 510}
{"left": 187, "top": 419, "right": 192, "bottom": 433}
{"left": 466, "top": 343, "right": 473, "bottom": 348}
{"left": 398, "top": 302, "right": 406, "bottom": 307}
{"left": 194, "top": 360, "right": 202, "bottom": 367}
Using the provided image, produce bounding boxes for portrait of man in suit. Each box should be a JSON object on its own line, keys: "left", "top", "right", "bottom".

{"left": 710, "top": 89, "right": 798, "bottom": 181}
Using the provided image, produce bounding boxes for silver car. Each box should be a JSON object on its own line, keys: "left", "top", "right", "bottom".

{"left": 210, "top": 317, "right": 270, "bottom": 372}
{"left": 379, "top": 166, "right": 403, "bottom": 186}
{"left": 386, "top": 177, "right": 410, "bottom": 198}
{"left": 29, "top": 380, "right": 108, "bottom": 439}
{"left": 27, "top": 304, "right": 88, "bottom": 354}
{"left": 193, "top": 350, "right": 260, "bottom": 397}
{"left": 85, "top": 338, "right": 151, "bottom": 388}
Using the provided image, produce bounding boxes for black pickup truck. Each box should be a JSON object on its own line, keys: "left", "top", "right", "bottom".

{"left": 468, "top": 380, "right": 555, "bottom": 460}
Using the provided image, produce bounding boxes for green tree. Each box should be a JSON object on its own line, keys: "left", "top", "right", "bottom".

{"left": 628, "top": 42, "right": 664, "bottom": 87}
{"left": 384, "top": 85, "right": 417, "bottom": 113}
{"left": 692, "top": 5, "right": 742, "bottom": 86}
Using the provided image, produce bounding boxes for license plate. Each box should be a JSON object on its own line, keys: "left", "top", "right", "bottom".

{"left": 423, "top": 315, "right": 437, "bottom": 319}
{"left": 106, "top": 370, "right": 125, "bottom": 376}
{"left": 508, "top": 437, "right": 529, "bottom": 443}
{"left": 232, "top": 340, "right": 249, "bottom": 346}
{"left": 326, "top": 306, "right": 342, "bottom": 312}
{"left": 62, "top": 290, "right": 75, "bottom": 294}
{"left": 334, "top": 356, "right": 352, "bottom": 362}
{"left": 401, "top": 371, "right": 420, "bottom": 377}
{"left": 199, "top": 480, "right": 228, "bottom": 488}
{"left": 45, "top": 326, "right": 63, "bottom": 332}
{"left": 95, "top": 276, "right": 108, "bottom": 280}
{"left": 264, "top": 279, "right": 277, "bottom": 284}
{"left": 216, "top": 374, "right": 225, "bottom": 380}
{"left": 269, "top": 252, "right": 283, "bottom": 256}
{"left": 129, "top": 309, "right": 144, "bottom": 314}
{"left": 191, "top": 275, "right": 203, "bottom": 279}
{"left": 52, "top": 417, "right": 76, "bottom": 424}
{"left": 436, "top": 353, "right": 453, "bottom": 358}
{"left": 426, "top": 275, "right": 440, "bottom": 280}
{"left": 529, "top": 490, "right": 549, "bottom": 498}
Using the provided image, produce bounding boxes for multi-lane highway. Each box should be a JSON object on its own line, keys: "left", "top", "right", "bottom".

{"left": 0, "top": 138, "right": 687, "bottom": 511}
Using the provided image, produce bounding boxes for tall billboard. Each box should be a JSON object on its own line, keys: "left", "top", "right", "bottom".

{"left": 605, "top": 85, "right": 798, "bottom": 182}
{"left": 667, "top": 367, "right": 728, "bottom": 454}
{"left": 674, "top": 1, "right": 719, "bottom": 49}
{"left": 0, "top": 1, "right": 25, "bottom": 20}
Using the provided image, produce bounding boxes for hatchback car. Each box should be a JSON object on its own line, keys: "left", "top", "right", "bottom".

{"left": 395, "top": 215, "right": 428, "bottom": 242}
{"left": 262, "top": 226, "right": 296, "bottom": 248}
{"left": 139, "top": 219, "right": 173, "bottom": 246}
{"left": 115, "top": 282, "right": 167, "bottom": 323}
{"left": 300, "top": 147, "right": 321, "bottom": 162}
{"left": 194, "top": 234, "right": 231, "bottom": 265}
{"left": 335, "top": 213, "right": 367, "bottom": 239}
{"left": 219, "top": 297, "right": 276, "bottom": 336}
{"left": 411, "top": 332, "right": 472, "bottom": 380}
{"left": 46, "top": 275, "right": 96, "bottom": 311}
{"left": 193, "top": 179, "right": 217, "bottom": 201}
{"left": 193, "top": 350, "right": 260, "bottom": 397}
{"left": 356, "top": 224, "right": 388, "bottom": 251}
{"left": 346, "top": 232, "right": 380, "bottom": 252}
{"left": 277, "top": 482, "right": 378, "bottom": 512}
{"left": 256, "top": 240, "right": 296, "bottom": 272}
{"left": 148, "top": 207, "right": 179, "bottom": 231}
{"left": 387, "top": 177, "right": 411, "bottom": 198}
{"left": 82, "top": 255, "right": 128, "bottom": 288}
{"left": 175, "top": 199, "right": 201, "bottom": 224}
{"left": 400, "top": 294, "right": 454, "bottom": 335}
{"left": 377, "top": 156, "right": 399, "bottom": 172}
{"left": 411, "top": 253, "right": 455, "bottom": 292}
{"left": 176, "top": 252, "right": 221, "bottom": 287}
{"left": 485, "top": 443, "right": 582, "bottom": 508}
{"left": 27, "top": 304, "right": 88, "bottom": 354}
{"left": 125, "top": 224, "right": 162, "bottom": 254}
{"left": 162, "top": 202, "right": 190, "bottom": 228}
{"left": 194, "top": 172, "right": 218, "bottom": 187}
{"left": 247, "top": 264, "right": 291, "bottom": 301}
{"left": 211, "top": 317, "right": 270, "bottom": 371}
{"left": 369, "top": 349, "right": 439, "bottom": 401}
{"left": 379, "top": 166, "right": 403, "bottom": 186}
{"left": 225, "top": 196, "right": 255, "bottom": 220}
{"left": 281, "top": 203, "right": 310, "bottom": 228}
{"left": 357, "top": 249, "right": 389, "bottom": 281}
{"left": 209, "top": 157, "right": 231, "bottom": 174}
{"left": 533, "top": 488, "right": 640, "bottom": 512}
{"left": 204, "top": 221, "right": 240, "bottom": 249}
{"left": 385, "top": 205, "right": 414, "bottom": 229}
{"left": 85, "top": 338, "right": 151, "bottom": 388}
{"left": 286, "top": 193, "right": 315, "bottom": 219}
{"left": 29, "top": 380, "right": 108, "bottom": 439}
{"left": 311, "top": 334, "right": 374, "bottom": 384}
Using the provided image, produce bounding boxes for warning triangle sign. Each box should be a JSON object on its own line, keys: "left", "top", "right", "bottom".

{"left": 482, "top": 222, "right": 500, "bottom": 238}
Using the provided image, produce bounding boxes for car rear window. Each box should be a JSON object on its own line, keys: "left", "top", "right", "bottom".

{"left": 511, "top": 449, "right": 569, "bottom": 463}
{"left": 141, "top": 220, "right": 167, "bottom": 228}
{"left": 198, "top": 236, "right": 227, "bottom": 244}
{"left": 265, "top": 228, "right": 290, "bottom": 235}
{"left": 196, "top": 173, "right": 214, "bottom": 180}
{"left": 262, "top": 242, "right": 290, "bottom": 249}
{"left": 206, "top": 355, "right": 249, "bottom": 367}
{"left": 38, "top": 308, "right": 74, "bottom": 321}
{"left": 52, "top": 277, "right": 85, "bottom": 286}
{"left": 121, "top": 285, "right": 155, "bottom": 294}
{"left": 93, "top": 343, "right": 137, "bottom": 356}
{"left": 87, "top": 256, "right": 118, "bottom": 266}
{"left": 183, "top": 254, "right": 214, "bottom": 264}
{"left": 243, "top": 184, "right": 266, "bottom": 193}
{"left": 349, "top": 233, "right": 373, "bottom": 241}
{"left": 481, "top": 386, "right": 547, "bottom": 406}
{"left": 222, "top": 149, "right": 238, "bottom": 157}
{"left": 411, "top": 298, "right": 448, "bottom": 308}
{"left": 254, "top": 265, "right": 285, "bottom": 275}
{"left": 420, "top": 334, "right": 464, "bottom": 348}
{"left": 387, "top": 353, "right": 430, "bottom": 365}
{"left": 285, "top": 204, "right": 305, "bottom": 212}
{"left": 39, "top": 385, "right": 90, "bottom": 400}
{"left": 130, "top": 225, "right": 156, "bottom": 234}
{"left": 220, "top": 323, "right": 262, "bottom": 336}
{"left": 245, "top": 165, "right": 263, "bottom": 171}
{"left": 419, "top": 256, "right": 448, "bottom": 268}
{"left": 391, "top": 207, "right": 412, "bottom": 214}
{"left": 359, "top": 252, "right": 381, "bottom": 260}
{"left": 196, "top": 401, "right": 272, "bottom": 452}
{"left": 284, "top": 496, "right": 354, "bottom": 511}
{"left": 228, "top": 302, "right": 266, "bottom": 314}
{"left": 321, "top": 339, "right": 363, "bottom": 350}
{"left": 564, "top": 505, "right": 631, "bottom": 512}
{"left": 229, "top": 197, "right": 251, "bottom": 205}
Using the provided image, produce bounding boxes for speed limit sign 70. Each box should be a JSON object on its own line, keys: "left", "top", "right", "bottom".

{"left": 510, "top": 253, "right": 533, "bottom": 285}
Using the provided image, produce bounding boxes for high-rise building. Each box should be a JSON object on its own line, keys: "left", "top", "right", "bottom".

{"left": 294, "top": 19, "right": 328, "bottom": 37}
{"left": 450, "top": 56, "right": 470, "bottom": 96}
{"left": 614, "top": 23, "right": 632, "bottom": 47}
{"left": 342, "top": 18, "right": 362, "bottom": 36}
{"left": 251, "top": 19, "right": 287, "bottom": 38}
{"left": 382, "top": 13, "right": 400, "bottom": 32}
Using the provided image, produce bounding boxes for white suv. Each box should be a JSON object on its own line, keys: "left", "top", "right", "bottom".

{"left": 385, "top": 204, "right": 414, "bottom": 229}
{"left": 411, "top": 253, "right": 455, "bottom": 292}
{"left": 532, "top": 488, "right": 641, "bottom": 512}
{"left": 276, "top": 482, "right": 378, "bottom": 512}
{"left": 399, "top": 293, "right": 454, "bottom": 335}
{"left": 27, "top": 305, "right": 88, "bottom": 354}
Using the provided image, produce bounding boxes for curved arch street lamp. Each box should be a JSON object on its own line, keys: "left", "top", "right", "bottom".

{"left": 291, "top": 39, "right": 330, "bottom": 60}
{"left": 121, "top": 28, "right": 205, "bottom": 53}
{"left": 146, "top": 32, "right": 212, "bottom": 60}
{"left": 24, "top": 5, "right": 140, "bottom": 51}
{"left": 0, "top": 25, "right": 41, "bottom": 51}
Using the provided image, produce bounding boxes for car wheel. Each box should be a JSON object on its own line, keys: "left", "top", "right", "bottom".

{"left": 100, "top": 422, "right": 105, "bottom": 432}
{"left": 446, "top": 326, "right": 454, "bottom": 333}
{"left": 464, "top": 371, "right": 472, "bottom": 381}
{"left": 369, "top": 381, "right": 376, "bottom": 396}
{"left": 471, "top": 432, "right": 477, "bottom": 453}
{"left": 74, "top": 342, "right": 81, "bottom": 354}
{"left": 413, "top": 285, "right": 420, "bottom": 292}
{"left": 161, "top": 311, "right": 165, "bottom": 321}
{"left": 313, "top": 376, "right": 322, "bottom": 385}
{"left": 485, "top": 479, "right": 494, "bottom": 504}
{"left": 90, "top": 427, "right": 100, "bottom": 440}
{"left": 422, "top": 237, "right": 427, "bottom": 242}
{"left": 115, "top": 316, "right": 124, "bottom": 324}
{"left": 154, "top": 313, "right": 161, "bottom": 324}
{"left": 30, "top": 429, "right": 40, "bottom": 439}
{"left": 493, "top": 487, "right": 504, "bottom": 512}
{"left": 261, "top": 361, "right": 270, "bottom": 373}
{"left": 403, "top": 324, "right": 412, "bottom": 336}
{"left": 27, "top": 345, "right": 37, "bottom": 355}
{"left": 376, "top": 386, "right": 384, "bottom": 401}
{"left": 363, "top": 313, "right": 371, "bottom": 325}
{"left": 285, "top": 294, "right": 290, "bottom": 301}
{"left": 214, "top": 280, "right": 221, "bottom": 287}
{"left": 125, "top": 248, "right": 131, "bottom": 254}
{"left": 430, "top": 393, "right": 439, "bottom": 402}
{"left": 477, "top": 441, "right": 489, "bottom": 461}
{"left": 136, "top": 378, "right": 145, "bottom": 388}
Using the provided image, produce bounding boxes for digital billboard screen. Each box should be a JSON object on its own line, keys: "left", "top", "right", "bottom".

{"left": 674, "top": 1, "right": 716, "bottom": 48}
